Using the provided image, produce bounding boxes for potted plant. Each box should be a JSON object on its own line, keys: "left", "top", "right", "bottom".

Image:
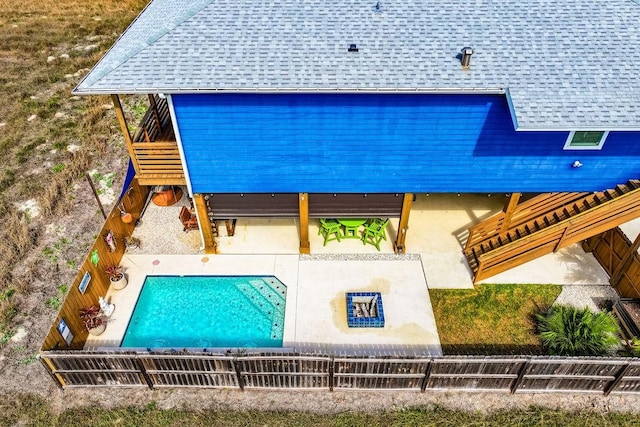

{"left": 79, "top": 305, "right": 106, "bottom": 336}
{"left": 105, "top": 264, "right": 127, "bottom": 290}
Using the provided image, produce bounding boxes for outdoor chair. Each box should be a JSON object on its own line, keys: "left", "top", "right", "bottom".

{"left": 361, "top": 218, "right": 389, "bottom": 250}
{"left": 179, "top": 205, "right": 199, "bottom": 232}
{"left": 319, "top": 218, "right": 342, "bottom": 245}
{"left": 367, "top": 218, "right": 388, "bottom": 240}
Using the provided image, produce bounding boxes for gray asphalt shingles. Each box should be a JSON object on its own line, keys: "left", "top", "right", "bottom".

{"left": 74, "top": 0, "right": 640, "bottom": 130}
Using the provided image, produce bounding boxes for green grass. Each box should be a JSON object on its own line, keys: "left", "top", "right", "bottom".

{"left": 430, "top": 284, "right": 562, "bottom": 355}
{"left": 1, "top": 395, "right": 640, "bottom": 427}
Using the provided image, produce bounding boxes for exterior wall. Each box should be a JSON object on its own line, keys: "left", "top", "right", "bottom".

{"left": 172, "top": 93, "right": 640, "bottom": 193}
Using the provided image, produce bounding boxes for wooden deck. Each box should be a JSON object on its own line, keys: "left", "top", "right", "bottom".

{"left": 130, "top": 95, "right": 185, "bottom": 186}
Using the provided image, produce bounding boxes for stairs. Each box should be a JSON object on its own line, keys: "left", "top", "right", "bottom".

{"left": 235, "top": 278, "right": 286, "bottom": 341}
{"left": 464, "top": 179, "right": 640, "bottom": 283}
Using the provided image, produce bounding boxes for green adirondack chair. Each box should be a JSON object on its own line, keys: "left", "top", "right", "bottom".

{"left": 319, "top": 218, "right": 342, "bottom": 245}
{"left": 361, "top": 218, "right": 389, "bottom": 250}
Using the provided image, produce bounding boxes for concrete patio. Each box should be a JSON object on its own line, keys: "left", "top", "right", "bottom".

{"left": 83, "top": 190, "right": 618, "bottom": 355}
{"left": 87, "top": 254, "right": 441, "bottom": 356}
{"left": 129, "top": 191, "right": 612, "bottom": 288}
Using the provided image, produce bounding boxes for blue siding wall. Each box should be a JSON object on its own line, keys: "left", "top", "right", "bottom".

{"left": 172, "top": 94, "right": 640, "bottom": 193}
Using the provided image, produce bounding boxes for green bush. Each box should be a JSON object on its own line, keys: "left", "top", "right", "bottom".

{"left": 536, "top": 305, "right": 620, "bottom": 356}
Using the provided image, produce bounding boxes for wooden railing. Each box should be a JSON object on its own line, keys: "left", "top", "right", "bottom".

{"left": 132, "top": 95, "right": 173, "bottom": 143}
{"left": 465, "top": 180, "right": 640, "bottom": 282}
{"left": 130, "top": 95, "right": 185, "bottom": 186}
{"left": 40, "top": 351, "right": 640, "bottom": 394}
{"left": 465, "top": 192, "right": 590, "bottom": 250}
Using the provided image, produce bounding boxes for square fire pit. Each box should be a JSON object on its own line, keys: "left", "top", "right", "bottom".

{"left": 346, "top": 292, "right": 385, "bottom": 328}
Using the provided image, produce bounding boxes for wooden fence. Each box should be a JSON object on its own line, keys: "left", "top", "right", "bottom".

{"left": 40, "top": 351, "right": 640, "bottom": 395}
{"left": 41, "top": 178, "right": 149, "bottom": 351}
{"left": 585, "top": 227, "right": 640, "bottom": 299}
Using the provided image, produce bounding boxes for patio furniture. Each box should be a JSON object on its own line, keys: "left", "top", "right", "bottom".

{"left": 179, "top": 206, "right": 199, "bottom": 232}
{"left": 368, "top": 218, "right": 388, "bottom": 240}
{"left": 337, "top": 218, "right": 367, "bottom": 238}
{"left": 152, "top": 185, "right": 183, "bottom": 206}
{"left": 224, "top": 219, "right": 237, "bottom": 236}
{"left": 361, "top": 218, "right": 389, "bottom": 250}
{"left": 319, "top": 218, "right": 342, "bottom": 245}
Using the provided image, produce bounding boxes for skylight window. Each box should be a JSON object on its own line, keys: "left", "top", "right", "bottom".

{"left": 563, "top": 131, "right": 609, "bottom": 150}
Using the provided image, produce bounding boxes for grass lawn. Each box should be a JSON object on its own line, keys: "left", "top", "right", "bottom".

{"left": 430, "top": 284, "right": 562, "bottom": 355}
{"left": 2, "top": 394, "right": 640, "bottom": 427}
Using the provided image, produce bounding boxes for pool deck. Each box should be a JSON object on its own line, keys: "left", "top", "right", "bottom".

{"left": 84, "top": 192, "right": 620, "bottom": 355}
{"left": 86, "top": 254, "right": 441, "bottom": 356}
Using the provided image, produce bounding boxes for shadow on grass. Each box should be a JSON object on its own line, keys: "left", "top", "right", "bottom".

{"left": 441, "top": 343, "right": 544, "bottom": 356}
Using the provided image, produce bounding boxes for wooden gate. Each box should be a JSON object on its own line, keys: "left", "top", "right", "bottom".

{"left": 585, "top": 228, "right": 640, "bottom": 298}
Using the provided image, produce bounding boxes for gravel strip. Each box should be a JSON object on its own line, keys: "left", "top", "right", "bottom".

{"left": 554, "top": 284, "right": 619, "bottom": 312}
{"left": 301, "top": 253, "right": 421, "bottom": 261}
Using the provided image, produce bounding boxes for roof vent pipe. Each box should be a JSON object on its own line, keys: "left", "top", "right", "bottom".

{"left": 348, "top": 43, "right": 358, "bottom": 52}
{"left": 461, "top": 46, "right": 474, "bottom": 68}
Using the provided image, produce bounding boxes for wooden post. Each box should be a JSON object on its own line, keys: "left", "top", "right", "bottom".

{"left": 86, "top": 173, "right": 107, "bottom": 220}
{"left": 611, "top": 231, "right": 640, "bottom": 286}
{"left": 40, "top": 356, "right": 66, "bottom": 389}
{"left": 500, "top": 192, "right": 521, "bottom": 233}
{"left": 193, "top": 194, "right": 217, "bottom": 254}
{"left": 299, "top": 193, "right": 310, "bottom": 254}
{"left": 420, "top": 360, "right": 432, "bottom": 393}
{"left": 111, "top": 94, "right": 140, "bottom": 173}
{"left": 148, "top": 94, "right": 162, "bottom": 135}
{"left": 510, "top": 360, "right": 529, "bottom": 394}
{"left": 135, "top": 357, "right": 155, "bottom": 390}
{"left": 394, "top": 193, "right": 413, "bottom": 254}
{"left": 604, "top": 362, "right": 634, "bottom": 396}
{"left": 328, "top": 355, "right": 334, "bottom": 392}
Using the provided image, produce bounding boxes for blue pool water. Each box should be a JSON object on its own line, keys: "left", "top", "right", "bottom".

{"left": 121, "top": 276, "right": 286, "bottom": 349}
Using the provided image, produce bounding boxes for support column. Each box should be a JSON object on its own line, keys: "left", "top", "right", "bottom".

{"left": 111, "top": 94, "right": 140, "bottom": 172}
{"left": 299, "top": 193, "right": 310, "bottom": 254}
{"left": 500, "top": 192, "right": 521, "bottom": 233}
{"left": 394, "top": 193, "right": 413, "bottom": 254}
{"left": 611, "top": 231, "right": 640, "bottom": 286}
{"left": 193, "top": 194, "right": 217, "bottom": 254}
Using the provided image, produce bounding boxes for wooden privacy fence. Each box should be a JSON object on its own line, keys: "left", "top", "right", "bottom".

{"left": 40, "top": 352, "right": 640, "bottom": 395}
{"left": 585, "top": 227, "right": 640, "bottom": 299}
{"left": 41, "top": 178, "right": 150, "bottom": 351}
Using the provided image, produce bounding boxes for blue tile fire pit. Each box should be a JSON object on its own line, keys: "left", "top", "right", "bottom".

{"left": 346, "top": 292, "right": 385, "bottom": 328}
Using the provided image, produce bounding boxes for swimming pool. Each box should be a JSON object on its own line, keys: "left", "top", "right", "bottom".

{"left": 121, "top": 275, "right": 286, "bottom": 349}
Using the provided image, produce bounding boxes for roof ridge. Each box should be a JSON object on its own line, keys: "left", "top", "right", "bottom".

{"left": 74, "top": 0, "right": 215, "bottom": 93}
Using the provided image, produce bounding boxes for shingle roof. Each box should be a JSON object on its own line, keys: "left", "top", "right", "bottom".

{"left": 73, "top": 0, "right": 640, "bottom": 130}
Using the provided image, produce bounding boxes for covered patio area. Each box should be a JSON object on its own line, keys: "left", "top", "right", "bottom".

{"left": 129, "top": 191, "right": 610, "bottom": 288}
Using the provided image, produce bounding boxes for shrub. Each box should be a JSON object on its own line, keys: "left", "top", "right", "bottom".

{"left": 536, "top": 305, "right": 619, "bottom": 356}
